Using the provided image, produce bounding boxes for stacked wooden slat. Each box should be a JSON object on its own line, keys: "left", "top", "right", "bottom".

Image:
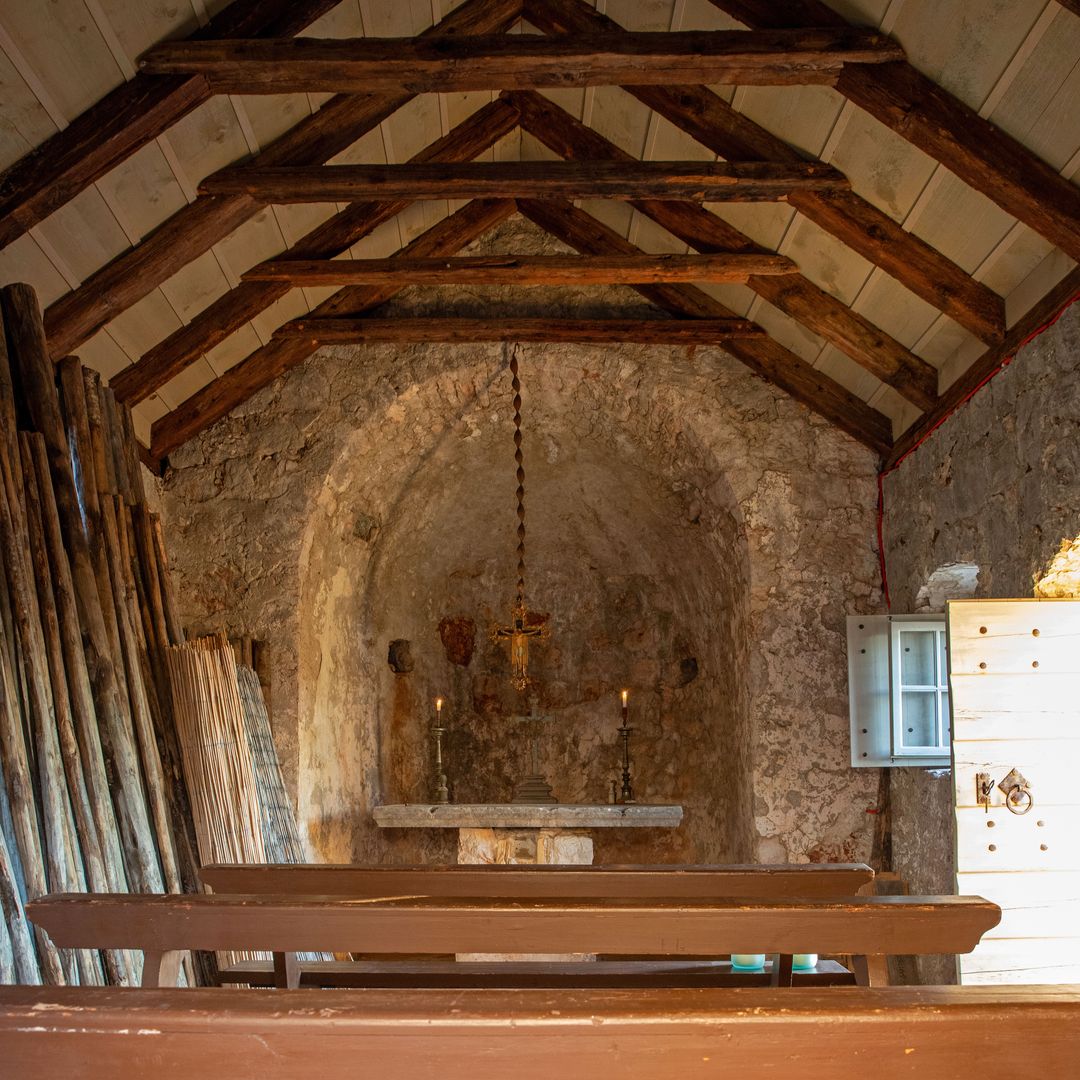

{"left": 0, "top": 283, "right": 199, "bottom": 986}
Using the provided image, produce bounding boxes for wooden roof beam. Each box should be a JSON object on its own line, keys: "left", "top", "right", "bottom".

{"left": 511, "top": 90, "right": 938, "bottom": 413}
{"left": 522, "top": 0, "right": 1004, "bottom": 345}
{"left": 201, "top": 161, "right": 849, "bottom": 203}
{"left": 139, "top": 28, "right": 904, "bottom": 93}
{"left": 243, "top": 253, "right": 797, "bottom": 286}
{"left": 39, "top": 0, "right": 523, "bottom": 362}
{"left": 149, "top": 198, "right": 518, "bottom": 460}
{"left": 275, "top": 317, "right": 766, "bottom": 344}
{"left": 517, "top": 197, "right": 892, "bottom": 455}
{"left": 709, "top": 0, "right": 1080, "bottom": 264}
{"left": 110, "top": 96, "right": 521, "bottom": 406}
{"left": 0, "top": 0, "right": 342, "bottom": 251}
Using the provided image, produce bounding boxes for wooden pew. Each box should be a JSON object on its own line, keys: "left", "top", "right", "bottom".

{"left": 2, "top": 985, "right": 1077, "bottom": 1079}
{"left": 198, "top": 862, "right": 876, "bottom": 899}
{"left": 27, "top": 892, "right": 999, "bottom": 990}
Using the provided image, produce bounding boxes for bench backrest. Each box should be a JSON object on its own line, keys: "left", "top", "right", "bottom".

{"left": 198, "top": 862, "right": 876, "bottom": 899}
{"left": 29, "top": 892, "right": 998, "bottom": 958}
{"left": 1, "top": 985, "right": 1076, "bottom": 1079}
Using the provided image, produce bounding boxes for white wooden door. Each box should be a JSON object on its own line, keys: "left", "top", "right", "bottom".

{"left": 949, "top": 598, "right": 1080, "bottom": 984}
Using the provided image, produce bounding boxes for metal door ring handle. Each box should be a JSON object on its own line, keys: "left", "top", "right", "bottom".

{"left": 1005, "top": 786, "right": 1033, "bottom": 815}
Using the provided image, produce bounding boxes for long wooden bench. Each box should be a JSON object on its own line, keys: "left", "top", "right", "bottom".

{"left": 199, "top": 862, "right": 877, "bottom": 899}
{"left": 2, "top": 985, "right": 1077, "bottom": 1079}
{"left": 27, "top": 892, "right": 1000, "bottom": 989}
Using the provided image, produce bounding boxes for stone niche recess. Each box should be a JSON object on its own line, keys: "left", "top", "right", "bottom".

{"left": 162, "top": 217, "right": 882, "bottom": 869}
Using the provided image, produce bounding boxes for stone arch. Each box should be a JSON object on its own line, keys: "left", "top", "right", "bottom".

{"left": 296, "top": 342, "right": 758, "bottom": 865}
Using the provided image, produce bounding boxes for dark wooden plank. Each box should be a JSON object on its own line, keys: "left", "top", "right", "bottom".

{"left": 27, "top": 893, "right": 1000, "bottom": 956}
{"left": 276, "top": 317, "right": 765, "bottom": 344}
{"left": 218, "top": 957, "right": 856, "bottom": 988}
{"left": 521, "top": 0, "right": 1004, "bottom": 344}
{"left": 3, "top": 985, "right": 1077, "bottom": 1080}
{"left": 110, "top": 96, "right": 520, "bottom": 405}
{"left": 140, "top": 29, "right": 905, "bottom": 93}
{"left": 884, "top": 266, "right": 1080, "bottom": 469}
{"left": 710, "top": 0, "right": 1080, "bottom": 264}
{"left": 199, "top": 863, "right": 875, "bottom": 898}
{"left": 0, "top": 0, "right": 342, "bottom": 251}
{"left": 39, "top": 0, "right": 523, "bottom": 362}
{"left": 244, "top": 253, "right": 797, "bottom": 285}
{"left": 518, "top": 197, "right": 893, "bottom": 454}
{"left": 201, "top": 161, "right": 849, "bottom": 202}
{"left": 149, "top": 198, "right": 518, "bottom": 459}
{"left": 512, "top": 91, "right": 938, "bottom": 412}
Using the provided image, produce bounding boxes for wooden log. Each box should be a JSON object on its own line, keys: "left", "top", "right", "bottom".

{"left": 150, "top": 198, "right": 519, "bottom": 458}
{"left": 275, "top": 317, "right": 766, "bottom": 345}
{"left": 111, "top": 98, "right": 521, "bottom": 407}
{"left": 151, "top": 518, "right": 185, "bottom": 648}
{"left": 40, "top": 0, "right": 523, "bottom": 361}
{"left": 244, "top": 253, "right": 798, "bottom": 286}
{"left": 3, "top": 985, "right": 1080, "bottom": 1080}
{"left": 0, "top": 285, "right": 164, "bottom": 898}
{"left": 141, "top": 29, "right": 906, "bottom": 93}
{"left": 517, "top": 197, "right": 894, "bottom": 454}
{"left": 511, "top": 90, "right": 938, "bottom": 412}
{"left": 82, "top": 370, "right": 117, "bottom": 499}
{"left": 521, "top": 0, "right": 1005, "bottom": 344}
{"left": 202, "top": 161, "right": 850, "bottom": 203}
{"left": 0, "top": 0, "right": 343, "bottom": 249}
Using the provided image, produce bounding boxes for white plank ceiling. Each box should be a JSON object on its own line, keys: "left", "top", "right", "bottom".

{"left": 0, "top": 0, "right": 1077, "bottom": 445}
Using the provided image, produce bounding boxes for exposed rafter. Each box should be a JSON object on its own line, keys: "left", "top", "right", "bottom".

{"left": 201, "top": 161, "right": 849, "bottom": 202}
{"left": 39, "top": 0, "right": 523, "bottom": 362}
{"left": 709, "top": 0, "right": 1080, "bottom": 264}
{"left": 0, "top": 0, "right": 342, "bottom": 250}
{"left": 511, "top": 91, "right": 939, "bottom": 413}
{"left": 517, "top": 198, "right": 892, "bottom": 454}
{"left": 275, "top": 317, "right": 766, "bottom": 344}
{"left": 150, "top": 199, "right": 519, "bottom": 459}
{"left": 139, "top": 28, "right": 905, "bottom": 93}
{"left": 522, "top": 0, "right": 1004, "bottom": 344}
{"left": 244, "top": 253, "right": 797, "bottom": 287}
{"left": 111, "top": 97, "right": 521, "bottom": 406}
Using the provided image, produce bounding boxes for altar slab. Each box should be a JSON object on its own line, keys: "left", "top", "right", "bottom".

{"left": 373, "top": 804, "right": 683, "bottom": 830}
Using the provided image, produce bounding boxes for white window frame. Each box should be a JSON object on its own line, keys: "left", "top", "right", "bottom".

{"left": 889, "top": 620, "right": 950, "bottom": 759}
{"left": 847, "top": 614, "right": 951, "bottom": 768}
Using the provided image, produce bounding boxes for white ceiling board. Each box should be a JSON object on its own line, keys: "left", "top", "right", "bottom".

{"left": 646, "top": 113, "right": 721, "bottom": 162}
{"left": 383, "top": 95, "right": 445, "bottom": 162}
{"left": 0, "top": 0, "right": 123, "bottom": 119}
{"left": 211, "top": 207, "right": 291, "bottom": 276}
{"left": 732, "top": 85, "right": 847, "bottom": 161}
{"left": 772, "top": 214, "right": 876, "bottom": 306}
{"left": 978, "top": 225, "right": 1058, "bottom": 300}
{"left": 888, "top": 0, "right": 1048, "bottom": 107}
{"left": 679, "top": 0, "right": 741, "bottom": 29}
{"left": 106, "top": 288, "right": 183, "bottom": 359}
{"left": 751, "top": 301, "right": 828, "bottom": 365}
{"left": 813, "top": 344, "right": 883, "bottom": 403}
{"left": 1003, "top": 248, "right": 1076, "bottom": 326}
{"left": 588, "top": 86, "right": 653, "bottom": 160}
{"left": 873, "top": 384, "right": 922, "bottom": 438}
{"left": 534, "top": 86, "right": 589, "bottom": 122}
{"left": 78, "top": 329, "right": 132, "bottom": 381}
{"left": 693, "top": 280, "right": 755, "bottom": 317}
{"left": 824, "top": 108, "right": 939, "bottom": 222}
{"left": 605, "top": 0, "right": 678, "bottom": 31}
{"left": 520, "top": 132, "right": 560, "bottom": 162}
{"left": 158, "top": 250, "right": 232, "bottom": 325}
{"left": 156, "top": 355, "right": 217, "bottom": 410}
{"left": 846, "top": 270, "right": 952, "bottom": 357}
{"left": 131, "top": 395, "right": 168, "bottom": 445}
{"left": 0, "top": 234, "right": 71, "bottom": 305}
{"left": 358, "top": 0, "right": 433, "bottom": 36}
{"left": 249, "top": 289, "right": 310, "bottom": 343}
{"left": 923, "top": 322, "right": 984, "bottom": 389}
{"left": 328, "top": 124, "right": 389, "bottom": 167}
{"left": 303, "top": 1, "right": 365, "bottom": 38}
{"left": 32, "top": 184, "right": 129, "bottom": 284}
{"left": 0, "top": 46, "right": 58, "bottom": 169}
{"left": 706, "top": 202, "right": 795, "bottom": 255}
{"left": 231, "top": 93, "right": 315, "bottom": 150}
{"left": 94, "top": 0, "right": 200, "bottom": 59}
{"left": 93, "top": 140, "right": 190, "bottom": 239}
{"left": 274, "top": 203, "right": 339, "bottom": 249}
{"left": 350, "top": 217, "right": 413, "bottom": 260}
{"left": 167, "top": 96, "right": 252, "bottom": 181}
{"left": 205, "top": 321, "right": 265, "bottom": 376}
{"left": 631, "top": 212, "right": 691, "bottom": 256}
{"left": 576, "top": 199, "right": 635, "bottom": 242}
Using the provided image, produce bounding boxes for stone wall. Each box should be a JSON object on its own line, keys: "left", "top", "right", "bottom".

{"left": 882, "top": 300, "right": 1080, "bottom": 983}
{"left": 161, "top": 216, "right": 883, "bottom": 868}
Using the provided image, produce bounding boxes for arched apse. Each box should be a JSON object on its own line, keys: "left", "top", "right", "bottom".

{"left": 296, "top": 347, "right": 755, "bottom": 865}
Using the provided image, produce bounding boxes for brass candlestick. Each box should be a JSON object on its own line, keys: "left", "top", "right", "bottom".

{"left": 432, "top": 698, "right": 449, "bottom": 804}
{"left": 619, "top": 689, "right": 635, "bottom": 803}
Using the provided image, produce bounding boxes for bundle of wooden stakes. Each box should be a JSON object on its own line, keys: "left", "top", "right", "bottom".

{"left": 0, "top": 282, "right": 201, "bottom": 987}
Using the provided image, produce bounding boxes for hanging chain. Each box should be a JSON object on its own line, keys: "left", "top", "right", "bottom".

{"left": 510, "top": 344, "right": 527, "bottom": 608}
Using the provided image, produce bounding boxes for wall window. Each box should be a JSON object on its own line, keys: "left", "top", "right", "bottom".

{"left": 847, "top": 615, "right": 951, "bottom": 768}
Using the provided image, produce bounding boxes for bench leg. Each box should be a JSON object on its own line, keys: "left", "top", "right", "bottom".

{"left": 852, "top": 954, "right": 890, "bottom": 987}
{"left": 273, "top": 951, "right": 301, "bottom": 989}
{"left": 770, "top": 954, "right": 794, "bottom": 987}
{"left": 141, "top": 950, "right": 182, "bottom": 988}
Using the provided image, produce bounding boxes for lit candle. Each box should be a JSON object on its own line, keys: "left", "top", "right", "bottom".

{"left": 435, "top": 697, "right": 443, "bottom": 720}
{"left": 621, "top": 689, "right": 629, "bottom": 724}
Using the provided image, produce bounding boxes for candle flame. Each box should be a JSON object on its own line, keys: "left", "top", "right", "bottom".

{"left": 621, "top": 689, "right": 628, "bottom": 707}
{"left": 435, "top": 697, "right": 443, "bottom": 713}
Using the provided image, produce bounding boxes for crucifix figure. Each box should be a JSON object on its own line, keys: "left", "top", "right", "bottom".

{"left": 492, "top": 598, "right": 548, "bottom": 692}
{"left": 509, "top": 694, "right": 556, "bottom": 804}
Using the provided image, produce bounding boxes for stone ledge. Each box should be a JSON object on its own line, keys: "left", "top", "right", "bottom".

{"left": 373, "top": 803, "right": 683, "bottom": 829}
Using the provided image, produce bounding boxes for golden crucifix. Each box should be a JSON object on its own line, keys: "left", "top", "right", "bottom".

{"left": 492, "top": 598, "right": 548, "bottom": 692}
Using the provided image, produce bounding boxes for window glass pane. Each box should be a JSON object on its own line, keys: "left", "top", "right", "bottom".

{"left": 899, "top": 630, "right": 936, "bottom": 686}
{"left": 900, "top": 691, "right": 937, "bottom": 748}
{"left": 941, "top": 689, "right": 950, "bottom": 739}
{"left": 938, "top": 632, "right": 949, "bottom": 688}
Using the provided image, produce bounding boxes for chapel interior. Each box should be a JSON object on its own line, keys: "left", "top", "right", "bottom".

{"left": 0, "top": 0, "right": 1078, "bottom": 1074}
